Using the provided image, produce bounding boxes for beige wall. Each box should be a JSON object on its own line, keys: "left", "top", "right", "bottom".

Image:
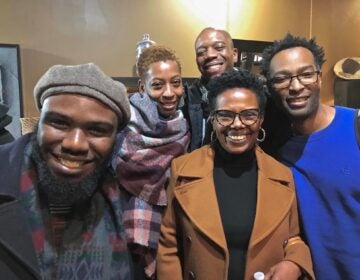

{"left": 312, "top": 0, "right": 360, "bottom": 104}
{"left": 5, "top": 0, "right": 359, "bottom": 116}
{"left": 1, "top": 0, "right": 313, "bottom": 117}
{"left": 3, "top": 0, "right": 360, "bottom": 116}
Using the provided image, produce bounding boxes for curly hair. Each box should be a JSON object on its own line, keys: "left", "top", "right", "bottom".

{"left": 261, "top": 33, "right": 325, "bottom": 77}
{"left": 207, "top": 69, "right": 267, "bottom": 112}
{"left": 137, "top": 45, "right": 181, "bottom": 79}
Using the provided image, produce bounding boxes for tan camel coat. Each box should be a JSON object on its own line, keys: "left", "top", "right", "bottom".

{"left": 157, "top": 145, "right": 314, "bottom": 280}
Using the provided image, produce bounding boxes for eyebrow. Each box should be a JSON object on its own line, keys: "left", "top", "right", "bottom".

{"left": 43, "top": 111, "right": 71, "bottom": 121}
{"left": 273, "top": 65, "right": 317, "bottom": 76}
{"left": 150, "top": 75, "right": 182, "bottom": 81}
{"left": 196, "top": 40, "right": 226, "bottom": 50}
{"left": 43, "top": 111, "right": 116, "bottom": 129}
{"left": 216, "top": 108, "right": 260, "bottom": 113}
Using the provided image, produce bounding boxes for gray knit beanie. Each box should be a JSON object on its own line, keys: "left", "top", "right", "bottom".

{"left": 34, "top": 63, "right": 130, "bottom": 130}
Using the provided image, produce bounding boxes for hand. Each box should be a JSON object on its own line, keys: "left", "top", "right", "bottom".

{"left": 264, "top": 260, "right": 302, "bottom": 280}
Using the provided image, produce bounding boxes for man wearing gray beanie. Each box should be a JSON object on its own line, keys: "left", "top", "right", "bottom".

{"left": 0, "top": 63, "right": 135, "bottom": 279}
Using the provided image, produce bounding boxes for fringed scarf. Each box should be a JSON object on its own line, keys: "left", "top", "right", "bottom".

{"left": 19, "top": 142, "right": 131, "bottom": 280}
{"left": 114, "top": 92, "right": 190, "bottom": 278}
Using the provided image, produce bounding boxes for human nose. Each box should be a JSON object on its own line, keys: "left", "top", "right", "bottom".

{"left": 289, "top": 76, "right": 304, "bottom": 91}
{"left": 163, "top": 83, "right": 175, "bottom": 98}
{"left": 205, "top": 47, "right": 218, "bottom": 58}
{"left": 231, "top": 114, "right": 246, "bottom": 128}
{"left": 62, "top": 128, "right": 89, "bottom": 154}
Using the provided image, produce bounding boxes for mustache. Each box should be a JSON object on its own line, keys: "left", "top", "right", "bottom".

{"left": 29, "top": 131, "right": 111, "bottom": 206}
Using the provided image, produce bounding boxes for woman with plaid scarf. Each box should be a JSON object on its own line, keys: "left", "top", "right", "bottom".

{"left": 113, "top": 45, "right": 190, "bottom": 279}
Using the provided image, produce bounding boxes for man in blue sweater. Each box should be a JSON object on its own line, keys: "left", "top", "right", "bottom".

{"left": 260, "top": 33, "right": 360, "bottom": 279}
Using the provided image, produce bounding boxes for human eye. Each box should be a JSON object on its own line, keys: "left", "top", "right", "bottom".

{"left": 216, "top": 110, "right": 234, "bottom": 121}
{"left": 236, "top": 110, "right": 258, "bottom": 125}
{"left": 241, "top": 109, "right": 259, "bottom": 121}
{"left": 151, "top": 81, "right": 164, "bottom": 90}
{"left": 271, "top": 76, "right": 290, "bottom": 84}
{"left": 44, "top": 114, "right": 69, "bottom": 130}
{"left": 87, "top": 125, "right": 114, "bottom": 137}
{"left": 51, "top": 120, "right": 68, "bottom": 129}
{"left": 214, "top": 43, "right": 226, "bottom": 51}
{"left": 299, "top": 71, "right": 316, "bottom": 79}
{"left": 171, "top": 79, "right": 182, "bottom": 87}
{"left": 196, "top": 48, "right": 207, "bottom": 56}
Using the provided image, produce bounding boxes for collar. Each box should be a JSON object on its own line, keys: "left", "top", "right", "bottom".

{"left": 176, "top": 145, "right": 291, "bottom": 184}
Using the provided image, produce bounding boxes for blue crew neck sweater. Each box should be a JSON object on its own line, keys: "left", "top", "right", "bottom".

{"left": 280, "top": 106, "right": 360, "bottom": 280}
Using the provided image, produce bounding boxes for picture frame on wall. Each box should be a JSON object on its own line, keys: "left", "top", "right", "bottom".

{"left": 0, "top": 43, "right": 23, "bottom": 138}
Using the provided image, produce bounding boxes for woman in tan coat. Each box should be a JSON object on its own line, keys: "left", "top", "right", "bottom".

{"left": 157, "top": 70, "right": 314, "bottom": 280}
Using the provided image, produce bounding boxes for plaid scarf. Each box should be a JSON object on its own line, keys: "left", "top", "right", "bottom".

{"left": 19, "top": 142, "right": 131, "bottom": 280}
{"left": 114, "top": 92, "right": 190, "bottom": 278}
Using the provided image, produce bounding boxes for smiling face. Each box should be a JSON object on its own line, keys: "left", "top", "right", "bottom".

{"left": 141, "top": 60, "right": 183, "bottom": 118}
{"left": 195, "top": 29, "right": 238, "bottom": 84}
{"left": 37, "top": 94, "right": 118, "bottom": 182}
{"left": 212, "top": 88, "right": 263, "bottom": 154}
{"left": 269, "top": 47, "right": 322, "bottom": 120}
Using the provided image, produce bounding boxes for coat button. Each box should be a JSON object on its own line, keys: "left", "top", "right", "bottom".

{"left": 186, "top": 235, "right": 192, "bottom": 243}
{"left": 189, "top": 271, "right": 195, "bottom": 279}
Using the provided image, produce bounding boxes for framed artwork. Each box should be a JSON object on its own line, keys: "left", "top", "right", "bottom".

{"left": 0, "top": 44, "right": 23, "bottom": 138}
{"left": 233, "top": 39, "right": 272, "bottom": 76}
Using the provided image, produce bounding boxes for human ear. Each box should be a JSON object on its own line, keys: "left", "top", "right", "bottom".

{"left": 138, "top": 79, "right": 145, "bottom": 93}
{"left": 232, "top": 48, "right": 238, "bottom": 64}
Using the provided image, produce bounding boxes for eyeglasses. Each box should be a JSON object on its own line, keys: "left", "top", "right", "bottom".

{"left": 270, "top": 70, "right": 320, "bottom": 89}
{"left": 212, "top": 109, "right": 262, "bottom": 126}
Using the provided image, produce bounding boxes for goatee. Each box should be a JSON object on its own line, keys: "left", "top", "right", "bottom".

{"left": 30, "top": 133, "right": 109, "bottom": 206}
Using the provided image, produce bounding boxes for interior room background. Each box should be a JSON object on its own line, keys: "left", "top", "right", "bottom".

{"left": 1, "top": 0, "right": 359, "bottom": 120}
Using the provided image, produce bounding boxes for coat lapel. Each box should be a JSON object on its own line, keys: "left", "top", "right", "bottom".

{"left": 171, "top": 146, "right": 294, "bottom": 252}
{"left": 249, "top": 148, "right": 295, "bottom": 247}
{"left": 173, "top": 147, "right": 227, "bottom": 251}
{"left": 0, "top": 195, "right": 41, "bottom": 278}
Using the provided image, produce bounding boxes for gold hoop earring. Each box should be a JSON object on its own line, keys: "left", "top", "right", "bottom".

{"left": 257, "top": 127, "right": 266, "bottom": 142}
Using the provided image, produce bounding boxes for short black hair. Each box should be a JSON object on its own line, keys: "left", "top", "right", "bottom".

{"left": 261, "top": 33, "right": 325, "bottom": 77}
{"left": 207, "top": 69, "right": 267, "bottom": 112}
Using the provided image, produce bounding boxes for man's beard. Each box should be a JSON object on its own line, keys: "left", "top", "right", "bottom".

{"left": 30, "top": 133, "right": 110, "bottom": 206}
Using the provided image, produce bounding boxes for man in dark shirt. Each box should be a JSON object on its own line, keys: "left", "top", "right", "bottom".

{"left": 183, "top": 27, "right": 238, "bottom": 151}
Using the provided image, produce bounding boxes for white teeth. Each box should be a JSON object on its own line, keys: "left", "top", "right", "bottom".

{"left": 59, "top": 158, "right": 83, "bottom": 168}
{"left": 228, "top": 135, "right": 246, "bottom": 141}
{"left": 207, "top": 64, "right": 221, "bottom": 69}
{"left": 289, "top": 97, "right": 307, "bottom": 103}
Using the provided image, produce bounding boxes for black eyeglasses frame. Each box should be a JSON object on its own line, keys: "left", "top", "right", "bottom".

{"left": 270, "top": 70, "right": 321, "bottom": 89}
{"left": 212, "top": 108, "right": 263, "bottom": 127}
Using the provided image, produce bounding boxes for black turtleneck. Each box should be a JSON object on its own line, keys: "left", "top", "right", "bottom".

{"left": 213, "top": 142, "right": 258, "bottom": 280}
